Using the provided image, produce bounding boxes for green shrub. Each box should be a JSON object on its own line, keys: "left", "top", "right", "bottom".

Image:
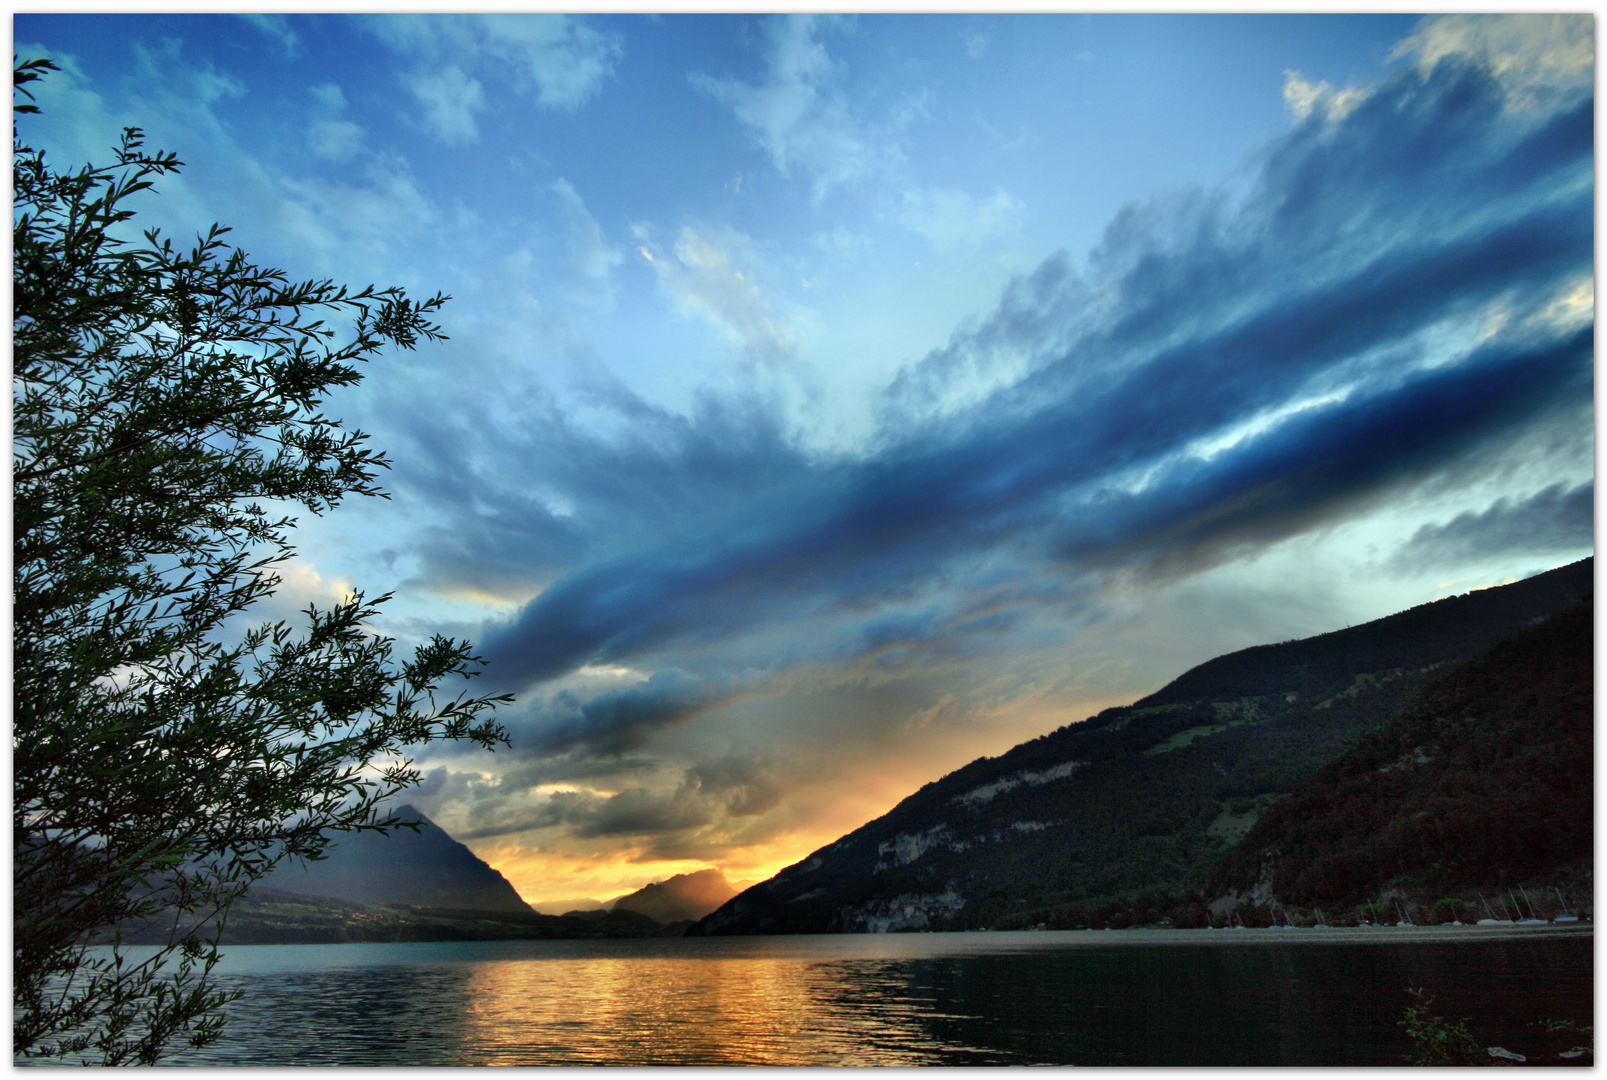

{"left": 1400, "top": 988, "right": 1482, "bottom": 1066}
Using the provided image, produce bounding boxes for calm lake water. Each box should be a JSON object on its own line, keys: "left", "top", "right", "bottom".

{"left": 144, "top": 925, "right": 1588, "bottom": 1066}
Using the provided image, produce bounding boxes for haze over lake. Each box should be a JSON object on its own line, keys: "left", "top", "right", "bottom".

{"left": 137, "top": 926, "right": 1590, "bottom": 1067}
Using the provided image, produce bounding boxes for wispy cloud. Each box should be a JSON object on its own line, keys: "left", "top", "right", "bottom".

{"left": 1391, "top": 13, "right": 1593, "bottom": 107}
{"left": 237, "top": 14, "right": 300, "bottom": 59}
{"left": 18, "top": 36, "right": 437, "bottom": 291}
{"left": 897, "top": 186, "right": 1022, "bottom": 251}
{"left": 275, "top": 156, "right": 437, "bottom": 274}
{"left": 692, "top": 15, "right": 904, "bottom": 202}
{"left": 636, "top": 224, "right": 799, "bottom": 367}
{"left": 551, "top": 179, "right": 622, "bottom": 311}
{"left": 306, "top": 83, "right": 365, "bottom": 162}
{"left": 368, "top": 14, "right": 621, "bottom": 144}
{"left": 407, "top": 63, "right": 485, "bottom": 145}
{"left": 1281, "top": 69, "right": 1366, "bottom": 122}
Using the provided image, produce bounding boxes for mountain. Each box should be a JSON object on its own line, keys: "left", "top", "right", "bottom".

{"left": 257, "top": 805, "right": 534, "bottom": 914}
{"left": 200, "top": 887, "right": 681, "bottom": 944}
{"left": 611, "top": 869, "right": 739, "bottom": 924}
{"left": 1208, "top": 595, "right": 1592, "bottom": 917}
{"left": 691, "top": 559, "right": 1592, "bottom": 936}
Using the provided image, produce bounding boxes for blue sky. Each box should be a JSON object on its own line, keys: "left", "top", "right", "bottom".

{"left": 14, "top": 13, "right": 1594, "bottom": 908}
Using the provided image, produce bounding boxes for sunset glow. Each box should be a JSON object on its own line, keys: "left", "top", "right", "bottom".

{"left": 14, "top": 13, "right": 1592, "bottom": 908}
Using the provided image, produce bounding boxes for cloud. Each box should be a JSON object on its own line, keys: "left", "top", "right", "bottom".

{"left": 897, "top": 186, "right": 1022, "bottom": 251}
{"left": 692, "top": 15, "right": 903, "bottom": 202}
{"left": 1392, "top": 13, "right": 1592, "bottom": 107}
{"left": 636, "top": 224, "right": 799, "bottom": 366}
{"left": 387, "top": 370, "right": 812, "bottom": 607}
{"left": 274, "top": 155, "right": 437, "bottom": 276}
{"left": 446, "top": 752, "right": 795, "bottom": 861}
{"left": 16, "top": 36, "right": 455, "bottom": 302}
{"left": 407, "top": 63, "right": 485, "bottom": 145}
{"left": 1282, "top": 70, "right": 1366, "bottom": 122}
{"left": 551, "top": 179, "right": 622, "bottom": 310}
{"left": 492, "top": 752, "right": 661, "bottom": 792}
{"left": 472, "top": 26, "right": 1592, "bottom": 701}
{"left": 880, "top": 251, "right": 1088, "bottom": 426}
{"left": 1046, "top": 326, "right": 1591, "bottom": 577}
{"left": 237, "top": 14, "right": 299, "bottom": 59}
{"left": 367, "top": 14, "right": 620, "bottom": 144}
{"left": 454, "top": 781, "right": 715, "bottom": 845}
{"left": 1296, "top": 15, "right": 1591, "bottom": 123}
{"left": 1389, "top": 481, "right": 1594, "bottom": 572}
{"left": 502, "top": 670, "right": 749, "bottom": 758}
{"left": 307, "top": 83, "right": 365, "bottom": 162}
{"left": 208, "top": 561, "right": 356, "bottom": 653}
{"left": 685, "top": 752, "right": 790, "bottom": 818}
{"left": 135, "top": 41, "right": 247, "bottom": 112}
{"left": 471, "top": 14, "right": 622, "bottom": 111}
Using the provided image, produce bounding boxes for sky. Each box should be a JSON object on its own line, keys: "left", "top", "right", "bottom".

{"left": 12, "top": 12, "right": 1594, "bottom": 910}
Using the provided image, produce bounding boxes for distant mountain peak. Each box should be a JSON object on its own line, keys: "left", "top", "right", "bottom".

{"left": 612, "top": 867, "right": 738, "bottom": 924}
{"left": 258, "top": 805, "right": 534, "bottom": 914}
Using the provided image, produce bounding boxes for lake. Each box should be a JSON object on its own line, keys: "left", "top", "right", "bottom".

{"left": 147, "top": 924, "right": 1588, "bottom": 1066}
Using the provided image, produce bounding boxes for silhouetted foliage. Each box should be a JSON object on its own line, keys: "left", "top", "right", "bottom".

{"left": 1399, "top": 988, "right": 1484, "bottom": 1066}
{"left": 13, "top": 58, "right": 509, "bottom": 1063}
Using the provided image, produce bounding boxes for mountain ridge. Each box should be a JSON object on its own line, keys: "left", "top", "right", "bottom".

{"left": 257, "top": 804, "right": 534, "bottom": 914}
{"left": 610, "top": 868, "right": 739, "bottom": 924}
{"left": 691, "top": 559, "right": 1592, "bottom": 935}
{"left": 1133, "top": 566, "right": 1594, "bottom": 709}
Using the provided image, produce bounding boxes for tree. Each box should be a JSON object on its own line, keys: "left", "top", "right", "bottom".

{"left": 12, "top": 58, "right": 511, "bottom": 1064}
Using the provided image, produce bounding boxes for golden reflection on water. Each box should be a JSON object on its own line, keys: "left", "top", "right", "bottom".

{"left": 457, "top": 951, "right": 952, "bottom": 1065}
{"left": 147, "top": 926, "right": 1591, "bottom": 1066}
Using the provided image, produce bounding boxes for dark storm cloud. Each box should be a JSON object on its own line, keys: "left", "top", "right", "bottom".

{"left": 389, "top": 374, "right": 814, "bottom": 601}
{"left": 1389, "top": 480, "right": 1595, "bottom": 571}
{"left": 503, "top": 751, "right": 660, "bottom": 787}
{"left": 456, "top": 784, "right": 716, "bottom": 842}
{"left": 451, "top": 757, "right": 780, "bottom": 845}
{"left": 685, "top": 752, "right": 790, "bottom": 818}
{"left": 468, "top": 51, "right": 1591, "bottom": 720}
{"left": 1049, "top": 326, "right": 1592, "bottom": 576}
{"left": 441, "top": 747, "right": 853, "bottom": 859}
{"left": 498, "top": 669, "right": 746, "bottom": 758}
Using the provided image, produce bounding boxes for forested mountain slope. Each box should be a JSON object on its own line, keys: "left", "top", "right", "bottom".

{"left": 1209, "top": 595, "right": 1592, "bottom": 912}
{"left": 691, "top": 560, "right": 1591, "bottom": 935}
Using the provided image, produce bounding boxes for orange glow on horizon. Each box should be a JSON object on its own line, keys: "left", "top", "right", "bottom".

{"left": 456, "top": 688, "right": 1141, "bottom": 911}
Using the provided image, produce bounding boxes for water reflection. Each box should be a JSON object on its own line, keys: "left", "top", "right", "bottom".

{"left": 455, "top": 946, "right": 997, "bottom": 1064}
{"left": 154, "top": 928, "right": 1590, "bottom": 1066}
{"left": 160, "top": 964, "right": 477, "bottom": 1066}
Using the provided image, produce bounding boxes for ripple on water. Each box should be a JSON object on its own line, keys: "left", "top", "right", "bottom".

{"left": 144, "top": 928, "right": 1591, "bottom": 1066}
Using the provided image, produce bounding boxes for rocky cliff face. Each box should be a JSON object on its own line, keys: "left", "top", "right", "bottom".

{"left": 691, "top": 560, "right": 1592, "bottom": 936}
{"left": 258, "top": 805, "right": 534, "bottom": 914}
